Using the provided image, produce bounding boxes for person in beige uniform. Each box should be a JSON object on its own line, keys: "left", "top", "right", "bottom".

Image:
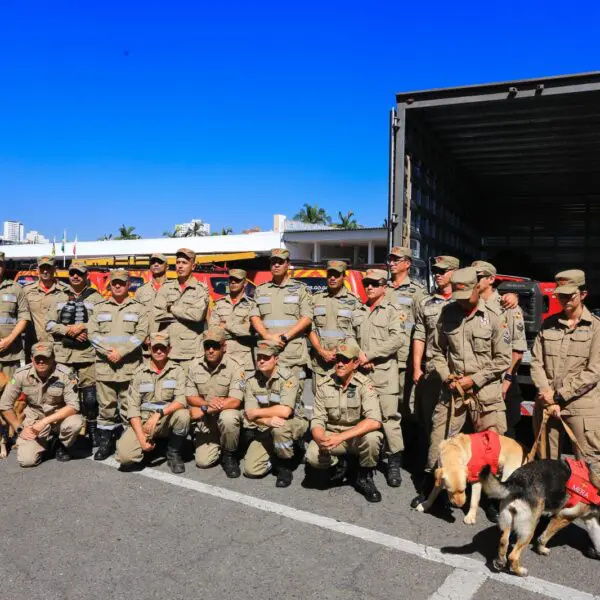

{"left": 0, "top": 342, "right": 83, "bottom": 467}
{"left": 473, "top": 260, "right": 527, "bottom": 438}
{"left": 531, "top": 269, "right": 600, "bottom": 465}
{"left": 23, "top": 256, "right": 69, "bottom": 349}
{"left": 154, "top": 248, "right": 209, "bottom": 369}
{"left": 308, "top": 260, "right": 363, "bottom": 394}
{"left": 116, "top": 333, "right": 189, "bottom": 473}
{"left": 186, "top": 327, "right": 245, "bottom": 478}
{"left": 46, "top": 261, "right": 104, "bottom": 446}
{"left": 0, "top": 251, "right": 30, "bottom": 381}
{"left": 89, "top": 270, "right": 148, "bottom": 460}
{"left": 135, "top": 253, "right": 168, "bottom": 352}
{"left": 250, "top": 248, "right": 312, "bottom": 395}
{"left": 209, "top": 268, "right": 256, "bottom": 378}
{"left": 307, "top": 340, "right": 383, "bottom": 502}
{"left": 243, "top": 340, "right": 308, "bottom": 487}
{"left": 357, "top": 268, "right": 408, "bottom": 488}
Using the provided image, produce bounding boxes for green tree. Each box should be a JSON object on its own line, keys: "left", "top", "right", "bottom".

{"left": 183, "top": 221, "right": 208, "bottom": 237}
{"left": 336, "top": 210, "right": 358, "bottom": 229}
{"left": 98, "top": 233, "right": 113, "bottom": 241}
{"left": 115, "top": 225, "right": 141, "bottom": 240}
{"left": 293, "top": 203, "right": 331, "bottom": 225}
{"left": 162, "top": 229, "right": 178, "bottom": 238}
{"left": 212, "top": 227, "right": 233, "bottom": 236}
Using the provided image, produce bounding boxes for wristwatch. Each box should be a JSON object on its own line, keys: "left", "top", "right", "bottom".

{"left": 16, "top": 425, "right": 23, "bottom": 435}
{"left": 201, "top": 404, "right": 209, "bottom": 414}
{"left": 157, "top": 408, "right": 165, "bottom": 417}
{"left": 280, "top": 334, "right": 289, "bottom": 344}
{"left": 504, "top": 373, "right": 513, "bottom": 382}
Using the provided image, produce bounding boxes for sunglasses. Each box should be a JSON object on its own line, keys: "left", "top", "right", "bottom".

{"left": 228, "top": 277, "right": 244, "bottom": 283}
{"left": 363, "top": 280, "right": 384, "bottom": 288}
{"left": 203, "top": 342, "right": 221, "bottom": 350}
{"left": 432, "top": 267, "right": 451, "bottom": 275}
{"left": 69, "top": 270, "right": 85, "bottom": 276}
{"left": 335, "top": 355, "right": 353, "bottom": 364}
{"left": 389, "top": 256, "right": 409, "bottom": 263}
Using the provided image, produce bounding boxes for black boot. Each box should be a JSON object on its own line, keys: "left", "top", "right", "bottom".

{"left": 411, "top": 472, "right": 435, "bottom": 509}
{"left": 81, "top": 387, "right": 99, "bottom": 447}
{"left": 221, "top": 449, "right": 241, "bottom": 478}
{"left": 55, "top": 441, "right": 71, "bottom": 462}
{"left": 94, "top": 428, "right": 115, "bottom": 461}
{"left": 355, "top": 467, "right": 382, "bottom": 502}
{"left": 330, "top": 457, "right": 348, "bottom": 483}
{"left": 87, "top": 420, "right": 99, "bottom": 447}
{"left": 386, "top": 451, "right": 403, "bottom": 488}
{"left": 166, "top": 433, "right": 186, "bottom": 474}
{"left": 275, "top": 458, "right": 294, "bottom": 488}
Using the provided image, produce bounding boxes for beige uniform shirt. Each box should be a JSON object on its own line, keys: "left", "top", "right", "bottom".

{"left": 310, "top": 288, "right": 363, "bottom": 375}
{"left": 134, "top": 279, "right": 164, "bottom": 336}
{"left": 46, "top": 286, "right": 104, "bottom": 365}
{"left": 311, "top": 371, "right": 382, "bottom": 433}
{"left": 154, "top": 278, "right": 209, "bottom": 361}
{"left": 0, "top": 363, "right": 79, "bottom": 423}
{"left": 126, "top": 360, "right": 187, "bottom": 420}
{"left": 250, "top": 278, "right": 312, "bottom": 368}
{"left": 88, "top": 296, "right": 148, "bottom": 382}
{"left": 385, "top": 277, "right": 427, "bottom": 366}
{"left": 185, "top": 355, "right": 245, "bottom": 403}
{"left": 209, "top": 295, "right": 255, "bottom": 372}
{"left": 23, "top": 280, "right": 69, "bottom": 343}
{"left": 531, "top": 307, "right": 600, "bottom": 416}
{"left": 414, "top": 293, "right": 452, "bottom": 369}
{"left": 485, "top": 290, "right": 528, "bottom": 353}
{"left": 430, "top": 300, "right": 512, "bottom": 409}
{"left": 243, "top": 366, "right": 302, "bottom": 430}
{"left": 0, "top": 279, "right": 30, "bottom": 363}
{"left": 357, "top": 298, "right": 408, "bottom": 394}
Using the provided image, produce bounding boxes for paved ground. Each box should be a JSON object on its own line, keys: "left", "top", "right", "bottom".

{"left": 0, "top": 440, "right": 599, "bottom": 600}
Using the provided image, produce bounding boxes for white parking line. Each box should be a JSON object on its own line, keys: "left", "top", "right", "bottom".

{"left": 93, "top": 458, "right": 600, "bottom": 600}
{"left": 429, "top": 569, "right": 487, "bottom": 600}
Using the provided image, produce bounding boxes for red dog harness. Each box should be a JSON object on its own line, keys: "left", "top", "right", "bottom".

{"left": 564, "top": 458, "right": 600, "bottom": 508}
{"left": 466, "top": 431, "right": 501, "bottom": 483}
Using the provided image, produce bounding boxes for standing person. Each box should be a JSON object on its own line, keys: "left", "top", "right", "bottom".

{"left": 0, "top": 343, "right": 83, "bottom": 467}
{"left": 250, "top": 248, "right": 312, "bottom": 395}
{"left": 154, "top": 248, "right": 209, "bottom": 370}
{"left": 116, "top": 333, "right": 190, "bottom": 474}
{"left": 23, "top": 256, "right": 68, "bottom": 348}
{"left": 243, "top": 340, "right": 308, "bottom": 487}
{"left": 472, "top": 260, "right": 527, "bottom": 438}
{"left": 135, "top": 253, "right": 168, "bottom": 352}
{"left": 186, "top": 327, "right": 245, "bottom": 478}
{"left": 531, "top": 269, "right": 600, "bottom": 464}
{"left": 412, "top": 256, "right": 458, "bottom": 475}
{"left": 209, "top": 268, "right": 256, "bottom": 378}
{"left": 0, "top": 251, "right": 30, "bottom": 381}
{"left": 89, "top": 270, "right": 148, "bottom": 460}
{"left": 306, "top": 340, "right": 383, "bottom": 502}
{"left": 46, "top": 261, "right": 104, "bottom": 446}
{"left": 308, "top": 260, "right": 363, "bottom": 394}
{"left": 357, "top": 268, "right": 408, "bottom": 487}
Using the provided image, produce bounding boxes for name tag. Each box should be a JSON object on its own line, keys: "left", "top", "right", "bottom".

{"left": 256, "top": 394, "right": 269, "bottom": 405}
{"left": 396, "top": 297, "right": 412, "bottom": 306}
{"left": 162, "top": 379, "right": 177, "bottom": 389}
{"left": 2, "top": 294, "right": 17, "bottom": 302}
{"left": 139, "top": 383, "right": 155, "bottom": 393}
{"left": 256, "top": 297, "right": 271, "bottom": 305}
{"left": 97, "top": 313, "right": 112, "bottom": 322}
{"left": 284, "top": 295, "right": 299, "bottom": 303}
{"left": 337, "top": 309, "right": 352, "bottom": 318}
{"left": 84, "top": 302, "right": 95, "bottom": 310}
{"left": 314, "top": 306, "right": 326, "bottom": 316}
{"left": 123, "top": 312, "right": 139, "bottom": 322}
{"left": 270, "top": 394, "right": 281, "bottom": 403}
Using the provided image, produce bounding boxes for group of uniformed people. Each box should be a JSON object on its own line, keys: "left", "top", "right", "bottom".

{"left": 0, "top": 246, "right": 598, "bottom": 506}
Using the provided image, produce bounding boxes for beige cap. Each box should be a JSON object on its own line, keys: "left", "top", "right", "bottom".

{"left": 363, "top": 268, "right": 388, "bottom": 283}
{"left": 270, "top": 248, "right": 290, "bottom": 260}
{"left": 109, "top": 269, "right": 129, "bottom": 283}
{"left": 149, "top": 332, "right": 170, "bottom": 347}
{"left": 472, "top": 260, "right": 497, "bottom": 277}
{"left": 326, "top": 260, "right": 347, "bottom": 273}
{"left": 228, "top": 268, "right": 247, "bottom": 280}
{"left": 37, "top": 256, "right": 55, "bottom": 268}
{"left": 336, "top": 340, "right": 361, "bottom": 359}
{"left": 0, "top": 251, "right": 5, "bottom": 262}
{"left": 451, "top": 267, "right": 478, "bottom": 300}
{"left": 150, "top": 253, "right": 167, "bottom": 262}
{"left": 32, "top": 342, "right": 54, "bottom": 358}
{"left": 69, "top": 261, "right": 88, "bottom": 274}
{"left": 389, "top": 246, "right": 412, "bottom": 259}
{"left": 176, "top": 248, "right": 196, "bottom": 261}
{"left": 203, "top": 327, "right": 226, "bottom": 344}
{"left": 554, "top": 269, "right": 585, "bottom": 294}
{"left": 433, "top": 256, "right": 459, "bottom": 270}
{"left": 256, "top": 340, "right": 281, "bottom": 357}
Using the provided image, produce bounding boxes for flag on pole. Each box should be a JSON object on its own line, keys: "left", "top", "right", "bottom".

{"left": 51, "top": 237, "right": 56, "bottom": 257}
{"left": 62, "top": 230, "right": 67, "bottom": 267}
{"left": 73, "top": 236, "right": 77, "bottom": 258}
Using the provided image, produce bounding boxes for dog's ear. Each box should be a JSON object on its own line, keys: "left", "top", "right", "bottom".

{"left": 434, "top": 467, "right": 444, "bottom": 487}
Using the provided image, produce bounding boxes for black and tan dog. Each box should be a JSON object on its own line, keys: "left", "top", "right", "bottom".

{"left": 0, "top": 372, "right": 25, "bottom": 458}
{"left": 481, "top": 459, "right": 600, "bottom": 577}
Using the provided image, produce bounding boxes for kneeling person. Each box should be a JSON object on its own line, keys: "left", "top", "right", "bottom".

{"left": 116, "top": 333, "right": 189, "bottom": 473}
{"left": 0, "top": 343, "right": 83, "bottom": 467}
{"left": 243, "top": 340, "right": 308, "bottom": 487}
{"left": 186, "top": 327, "right": 245, "bottom": 478}
{"left": 307, "top": 341, "right": 383, "bottom": 502}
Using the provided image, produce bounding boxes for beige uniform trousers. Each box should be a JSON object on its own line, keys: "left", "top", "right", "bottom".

{"left": 194, "top": 408, "right": 243, "bottom": 468}
{"left": 59, "top": 362, "right": 95, "bottom": 389}
{"left": 306, "top": 430, "right": 382, "bottom": 469}
{"left": 243, "top": 417, "right": 308, "bottom": 477}
{"left": 17, "top": 415, "right": 83, "bottom": 467}
{"left": 116, "top": 409, "right": 191, "bottom": 465}
{"left": 97, "top": 380, "right": 130, "bottom": 429}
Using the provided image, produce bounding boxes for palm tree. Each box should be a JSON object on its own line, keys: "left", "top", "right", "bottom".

{"left": 115, "top": 225, "right": 141, "bottom": 240}
{"left": 337, "top": 210, "right": 358, "bottom": 230}
{"left": 98, "top": 233, "right": 113, "bottom": 241}
{"left": 293, "top": 203, "right": 331, "bottom": 225}
{"left": 211, "top": 227, "right": 233, "bottom": 236}
{"left": 162, "top": 229, "right": 178, "bottom": 238}
{"left": 183, "top": 221, "right": 207, "bottom": 237}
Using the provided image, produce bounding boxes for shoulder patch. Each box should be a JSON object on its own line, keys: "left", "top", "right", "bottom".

{"left": 285, "top": 379, "right": 295, "bottom": 388}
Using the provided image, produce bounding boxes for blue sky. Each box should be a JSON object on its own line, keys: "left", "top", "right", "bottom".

{"left": 1, "top": 1, "right": 599, "bottom": 241}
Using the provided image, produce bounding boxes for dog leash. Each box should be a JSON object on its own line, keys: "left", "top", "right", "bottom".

{"left": 556, "top": 413, "right": 586, "bottom": 457}
{"left": 527, "top": 406, "right": 586, "bottom": 461}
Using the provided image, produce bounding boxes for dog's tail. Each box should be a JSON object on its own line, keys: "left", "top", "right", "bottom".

{"left": 479, "top": 465, "right": 511, "bottom": 500}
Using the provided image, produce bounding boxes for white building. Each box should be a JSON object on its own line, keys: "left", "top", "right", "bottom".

{"left": 174, "top": 219, "right": 210, "bottom": 236}
{"left": 25, "top": 230, "right": 49, "bottom": 244}
{"left": 3, "top": 221, "right": 24, "bottom": 243}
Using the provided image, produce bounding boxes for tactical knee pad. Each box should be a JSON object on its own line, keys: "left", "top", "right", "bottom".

{"left": 80, "top": 386, "right": 99, "bottom": 419}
